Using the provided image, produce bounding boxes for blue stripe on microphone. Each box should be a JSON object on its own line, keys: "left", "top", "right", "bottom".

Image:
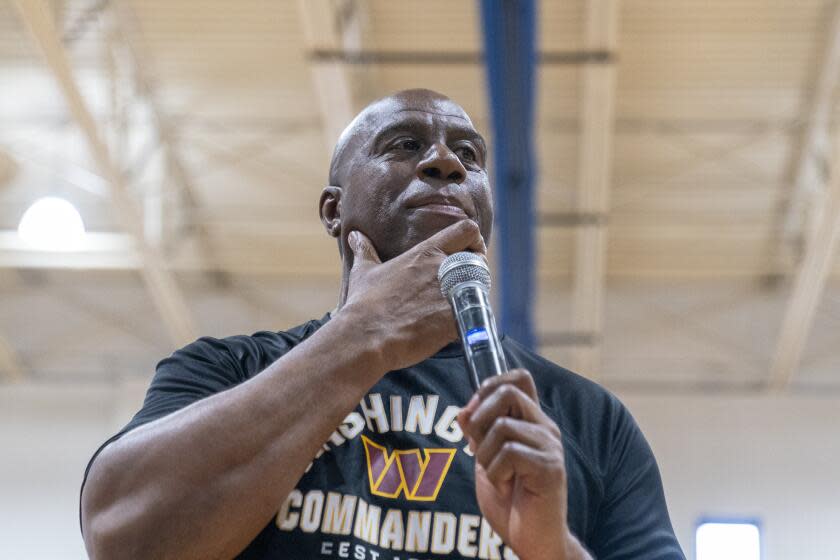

{"left": 466, "top": 327, "right": 490, "bottom": 346}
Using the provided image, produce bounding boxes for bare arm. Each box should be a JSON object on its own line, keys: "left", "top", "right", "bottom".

{"left": 81, "top": 219, "right": 486, "bottom": 560}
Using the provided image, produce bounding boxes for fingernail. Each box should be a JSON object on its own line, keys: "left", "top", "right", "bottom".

{"left": 467, "top": 393, "right": 479, "bottom": 408}
{"left": 348, "top": 231, "right": 358, "bottom": 251}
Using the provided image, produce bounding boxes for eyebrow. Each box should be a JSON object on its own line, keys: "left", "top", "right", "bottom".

{"left": 370, "top": 116, "right": 487, "bottom": 156}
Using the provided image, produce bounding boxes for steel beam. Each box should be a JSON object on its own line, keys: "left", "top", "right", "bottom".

{"left": 480, "top": 0, "right": 538, "bottom": 348}
{"left": 308, "top": 49, "right": 613, "bottom": 65}
{"left": 297, "top": 0, "right": 358, "bottom": 154}
{"left": 0, "top": 231, "right": 138, "bottom": 269}
{"left": 772, "top": 2, "right": 840, "bottom": 276}
{"left": 109, "top": 3, "right": 230, "bottom": 286}
{"left": 768, "top": 129, "right": 840, "bottom": 392}
{"left": 13, "top": 0, "right": 198, "bottom": 347}
{"left": 569, "top": 0, "right": 620, "bottom": 378}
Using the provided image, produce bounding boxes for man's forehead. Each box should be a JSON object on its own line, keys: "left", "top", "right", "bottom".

{"left": 329, "top": 91, "right": 479, "bottom": 182}
{"left": 393, "top": 107, "right": 472, "bottom": 123}
{"left": 367, "top": 110, "right": 484, "bottom": 151}
{"left": 369, "top": 96, "right": 474, "bottom": 126}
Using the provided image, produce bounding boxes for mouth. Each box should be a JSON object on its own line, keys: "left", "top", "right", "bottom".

{"left": 412, "top": 203, "right": 468, "bottom": 218}
{"left": 407, "top": 196, "right": 470, "bottom": 219}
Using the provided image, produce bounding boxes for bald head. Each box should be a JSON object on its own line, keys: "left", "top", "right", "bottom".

{"left": 318, "top": 87, "right": 492, "bottom": 267}
{"left": 328, "top": 89, "right": 476, "bottom": 186}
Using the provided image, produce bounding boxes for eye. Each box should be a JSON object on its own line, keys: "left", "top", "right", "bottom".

{"left": 395, "top": 138, "right": 422, "bottom": 151}
{"left": 456, "top": 146, "right": 477, "bottom": 163}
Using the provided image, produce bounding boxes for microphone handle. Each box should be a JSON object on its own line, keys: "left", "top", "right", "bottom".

{"left": 448, "top": 281, "right": 508, "bottom": 391}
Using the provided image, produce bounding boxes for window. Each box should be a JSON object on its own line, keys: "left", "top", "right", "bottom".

{"left": 695, "top": 519, "right": 761, "bottom": 560}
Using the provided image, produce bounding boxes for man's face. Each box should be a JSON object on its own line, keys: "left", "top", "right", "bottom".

{"left": 333, "top": 93, "right": 492, "bottom": 262}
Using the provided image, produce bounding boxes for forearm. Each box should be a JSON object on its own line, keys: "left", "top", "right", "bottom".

{"left": 82, "top": 308, "right": 385, "bottom": 560}
{"left": 522, "top": 528, "right": 593, "bottom": 560}
{"left": 518, "top": 523, "right": 593, "bottom": 560}
{"left": 564, "top": 533, "right": 594, "bottom": 560}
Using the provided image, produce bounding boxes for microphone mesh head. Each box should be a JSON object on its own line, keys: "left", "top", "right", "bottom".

{"left": 437, "top": 252, "right": 491, "bottom": 297}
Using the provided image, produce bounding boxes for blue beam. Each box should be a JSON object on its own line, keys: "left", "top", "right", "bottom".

{"left": 479, "top": 0, "right": 538, "bottom": 349}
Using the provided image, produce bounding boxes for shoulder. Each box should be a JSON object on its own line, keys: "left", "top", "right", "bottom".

{"left": 502, "top": 336, "right": 623, "bottom": 416}
{"left": 502, "top": 341, "right": 683, "bottom": 557}
{"left": 161, "top": 314, "right": 331, "bottom": 382}
{"left": 502, "top": 337, "right": 639, "bottom": 476}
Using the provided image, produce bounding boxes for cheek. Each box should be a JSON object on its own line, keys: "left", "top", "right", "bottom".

{"left": 343, "top": 165, "right": 406, "bottom": 230}
{"left": 472, "top": 182, "right": 494, "bottom": 237}
{"left": 368, "top": 170, "right": 401, "bottom": 220}
{"left": 482, "top": 183, "right": 493, "bottom": 211}
{"left": 369, "top": 160, "right": 416, "bottom": 205}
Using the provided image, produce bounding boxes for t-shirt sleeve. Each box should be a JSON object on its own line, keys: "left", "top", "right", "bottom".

{"left": 120, "top": 336, "right": 248, "bottom": 431}
{"left": 589, "top": 403, "right": 686, "bottom": 560}
{"left": 80, "top": 336, "right": 248, "bottom": 503}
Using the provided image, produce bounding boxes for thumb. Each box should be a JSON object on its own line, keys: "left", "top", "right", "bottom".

{"left": 349, "top": 230, "right": 382, "bottom": 267}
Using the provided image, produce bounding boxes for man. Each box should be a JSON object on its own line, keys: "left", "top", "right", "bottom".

{"left": 81, "top": 89, "right": 685, "bottom": 559}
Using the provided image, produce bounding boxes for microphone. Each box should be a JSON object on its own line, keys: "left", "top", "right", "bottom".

{"left": 438, "top": 252, "right": 508, "bottom": 390}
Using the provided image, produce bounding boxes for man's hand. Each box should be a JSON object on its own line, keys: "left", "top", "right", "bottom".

{"left": 341, "top": 219, "right": 486, "bottom": 371}
{"left": 458, "top": 370, "right": 592, "bottom": 560}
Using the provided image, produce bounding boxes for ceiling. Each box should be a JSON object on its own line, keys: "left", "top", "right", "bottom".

{"left": 1, "top": 0, "right": 839, "bottom": 393}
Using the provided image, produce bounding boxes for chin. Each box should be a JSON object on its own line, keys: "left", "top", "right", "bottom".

{"left": 415, "top": 213, "right": 469, "bottom": 236}
{"left": 386, "top": 215, "right": 485, "bottom": 259}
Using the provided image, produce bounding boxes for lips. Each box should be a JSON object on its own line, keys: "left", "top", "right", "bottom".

{"left": 414, "top": 203, "right": 468, "bottom": 218}
{"left": 407, "top": 195, "right": 471, "bottom": 218}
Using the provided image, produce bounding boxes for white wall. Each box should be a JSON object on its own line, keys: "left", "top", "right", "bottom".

{"left": 621, "top": 392, "right": 840, "bottom": 560}
{"left": 2, "top": 381, "right": 838, "bottom": 559}
{"left": 0, "top": 380, "right": 146, "bottom": 560}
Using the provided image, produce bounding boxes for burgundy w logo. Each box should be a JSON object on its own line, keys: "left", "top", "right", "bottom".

{"left": 361, "top": 435, "right": 456, "bottom": 501}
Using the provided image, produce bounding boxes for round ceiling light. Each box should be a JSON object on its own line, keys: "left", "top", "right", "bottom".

{"left": 18, "top": 196, "right": 86, "bottom": 251}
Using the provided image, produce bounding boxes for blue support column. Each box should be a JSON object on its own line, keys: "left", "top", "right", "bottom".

{"left": 480, "top": 0, "right": 538, "bottom": 349}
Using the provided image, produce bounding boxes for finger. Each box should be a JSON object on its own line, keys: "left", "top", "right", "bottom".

{"left": 484, "top": 441, "right": 566, "bottom": 490}
{"left": 349, "top": 230, "right": 382, "bottom": 266}
{"left": 478, "top": 369, "right": 538, "bottom": 403}
{"left": 420, "top": 219, "right": 486, "bottom": 256}
{"left": 474, "top": 416, "right": 559, "bottom": 471}
{"left": 456, "top": 393, "right": 479, "bottom": 434}
{"left": 461, "top": 392, "right": 480, "bottom": 416}
{"left": 464, "top": 384, "right": 547, "bottom": 445}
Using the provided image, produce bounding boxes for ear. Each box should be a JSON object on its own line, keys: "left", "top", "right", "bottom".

{"left": 319, "top": 186, "right": 342, "bottom": 238}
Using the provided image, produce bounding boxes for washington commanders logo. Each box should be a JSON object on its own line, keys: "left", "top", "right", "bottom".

{"left": 362, "top": 435, "right": 456, "bottom": 502}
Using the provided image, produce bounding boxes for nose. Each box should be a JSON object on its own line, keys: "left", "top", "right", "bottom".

{"left": 417, "top": 143, "right": 467, "bottom": 184}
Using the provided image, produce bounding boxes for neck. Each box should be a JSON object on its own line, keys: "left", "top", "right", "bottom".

{"left": 336, "top": 256, "right": 353, "bottom": 309}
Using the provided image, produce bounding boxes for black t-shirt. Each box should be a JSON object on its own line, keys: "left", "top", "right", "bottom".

{"left": 82, "top": 315, "right": 685, "bottom": 559}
